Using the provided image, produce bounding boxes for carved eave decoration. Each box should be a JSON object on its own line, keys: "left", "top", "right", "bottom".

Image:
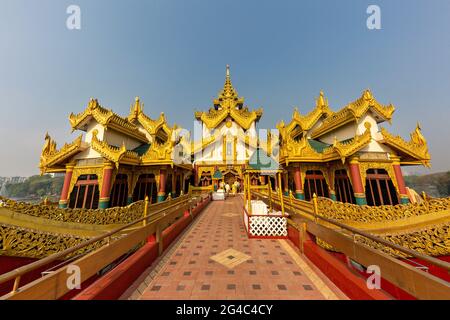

{"left": 90, "top": 130, "right": 140, "bottom": 167}
{"left": 141, "top": 139, "right": 175, "bottom": 164}
{"left": 39, "top": 133, "right": 85, "bottom": 174}
{"left": 380, "top": 124, "right": 431, "bottom": 167}
{"left": 278, "top": 91, "right": 334, "bottom": 140}
{"left": 280, "top": 124, "right": 372, "bottom": 165}
{"left": 195, "top": 65, "right": 263, "bottom": 131}
{"left": 69, "top": 98, "right": 147, "bottom": 143}
{"left": 128, "top": 97, "right": 175, "bottom": 143}
{"left": 310, "top": 90, "right": 395, "bottom": 139}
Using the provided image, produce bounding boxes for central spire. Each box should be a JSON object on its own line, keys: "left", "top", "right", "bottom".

{"left": 218, "top": 64, "right": 238, "bottom": 101}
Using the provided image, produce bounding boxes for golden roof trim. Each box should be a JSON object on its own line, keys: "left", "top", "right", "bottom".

{"left": 195, "top": 65, "right": 263, "bottom": 130}
{"left": 90, "top": 130, "right": 140, "bottom": 167}
{"left": 380, "top": 124, "right": 430, "bottom": 166}
{"left": 69, "top": 98, "right": 147, "bottom": 142}
{"left": 310, "top": 90, "right": 395, "bottom": 139}
{"left": 278, "top": 91, "right": 334, "bottom": 139}
{"left": 39, "top": 133, "right": 84, "bottom": 174}
{"left": 280, "top": 123, "right": 372, "bottom": 164}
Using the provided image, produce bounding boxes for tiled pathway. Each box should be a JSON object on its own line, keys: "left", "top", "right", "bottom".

{"left": 131, "top": 196, "right": 347, "bottom": 300}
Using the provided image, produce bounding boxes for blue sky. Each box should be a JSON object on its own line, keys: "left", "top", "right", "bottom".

{"left": 0, "top": 0, "right": 449, "bottom": 176}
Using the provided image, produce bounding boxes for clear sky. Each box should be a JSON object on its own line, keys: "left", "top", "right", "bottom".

{"left": 0, "top": 0, "right": 449, "bottom": 176}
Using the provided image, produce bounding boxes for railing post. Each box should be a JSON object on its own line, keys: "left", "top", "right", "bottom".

{"left": 11, "top": 275, "right": 21, "bottom": 294}
{"left": 313, "top": 193, "right": 318, "bottom": 223}
{"left": 143, "top": 196, "right": 149, "bottom": 227}
{"left": 268, "top": 177, "right": 273, "bottom": 211}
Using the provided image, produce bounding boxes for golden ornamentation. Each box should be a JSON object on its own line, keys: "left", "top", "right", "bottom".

{"left": 300, "top": 165, "right": 331, "bottom": 190}
{"left": 316, "top": 197, "right": 450, "bottom": 223}
{"left": 277, "top": 91, "right": 334, "bottom": 139}
{"left": 279, "top": 125, "right": 371, "bottom": 164}
{"left": 39, "top": 133, "right": 84, "bottom": 174}
{"left": 194, "top": 65, "right": 263, "bottom": 130}
{"left": 69, "top": 98, "right": 147, "bottom": 142}
{"left": 356, "top": 223, "right": 450, "bottom": 258}
{"left": 311, "top": 89, "right": 395, "bottom": 139}
{"left": 358, "top": 162, "right": 399, "bottom": 193}
{"left": 380, "top": 125, "right": 431, "bottom": 167}
{"left": 128, "top": 97, "right": 175, "bottom": 143}
{"left": 91, "top": 130, "right": 140, "bottom": 167}
{"left": 0, "top": 196, "right": 145, "bottom": 225}
{"left": 0, "top": 223, "right": 106, "bottom": 259}
{"left": 314, "top": 197, "right": 450, "bottom": 256}
{"left": 333, "top": 123, "right": 372, "bottom": 163}
{"left": 68, "top": 165, "right": 105, "bottom": 197}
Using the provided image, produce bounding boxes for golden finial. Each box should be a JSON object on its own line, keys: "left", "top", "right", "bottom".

{"left": 317, "top": 90, "right": 326, "bottom": 107}
{"left": 363, "top": 89, "right": 373, "bottom": 101}
{"left": 218, "top": 64, "right": 238, "bottom": 100}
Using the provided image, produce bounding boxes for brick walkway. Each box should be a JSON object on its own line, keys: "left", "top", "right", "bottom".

{"left": 131, "top": 196, "right": 346, "bottom": 300}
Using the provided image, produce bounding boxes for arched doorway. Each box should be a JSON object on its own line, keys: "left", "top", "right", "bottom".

{"left": 110, "top": 174, "right": 128, "bottom": 207}
{"left": 365, "top": 169, "right": 399, "bottom": 206}
{"left": 334, "top": 170, "right": 355, "bottom": 204}
{"left": 303, "top": 170, "right": 329, "bottom": 201}
{"left": 199, "top": 171, "right": 212, "bottom": 186}
{"left": 69, "top": 174, "right": 99, "bottom": 209}
{"left": 133, "top": 174, "right": 157, "bottom": 204}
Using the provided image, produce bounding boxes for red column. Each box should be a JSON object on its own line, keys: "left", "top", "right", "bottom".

{"left": 293, "top": 166, "right": 304, "bottom": 200}
{"left": 99, "top": 162, "right": 114, "bottom": 209}
{"left": 59, "top": 164, "right": 75, "bottom": 208}
{"left": 349, "top": 160, "right": 367, "bottom": 205}
{"left": 393, "top": 163, "right": 409, "bottom": 204}
{"left": 158, "top": 169, "right": 166, "bottom": 202}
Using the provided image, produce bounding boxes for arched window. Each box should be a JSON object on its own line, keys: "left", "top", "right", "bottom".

{"left": 303, "top": 170, "right": 329, "bottom": 201}
{"left": 110, "top": 174, "right": 128, "bottom": 207}
{"left": 365, "top": 169, "right": 399, "bottom": 206}
{"left": 133, "top": 174, "right": 157, "bottom": 204}
{"left": 334, "top": 170, "right": 355, "bottom": 204}
{"left": 200, "top": 172, "right": 212, "bottom": 186}
{"left": 69, "top": 174, "right": 99, "bottom": 209}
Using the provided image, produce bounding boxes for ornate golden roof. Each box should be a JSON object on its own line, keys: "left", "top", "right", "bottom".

{"left": 380, "top": 124, "right": 431, "bottom": 166}
{"left": 69, "top": 98, "right": 148, "bottom": 143}
{"left": 90, "top": 130, "right": 140, "bottom": 167}
{"left": 279, "top": 123, "right": 372, "bottom": 164}
{"left": 277, "top": 91, "right": 334, "bottom": 140}
{"left": 90, "top": 129, "right": 175, "bottom": 167}
{"left": 310, "top": 89, "right": 395, "bottom": 139}
{"left": 194, "top": 65, "right": 263, "bottom": 130}
{"left": 128, "top": 97, "right": 176, "bottom": 143}
{"left": 39, "top": 133, "right": 85, "bottom": 174}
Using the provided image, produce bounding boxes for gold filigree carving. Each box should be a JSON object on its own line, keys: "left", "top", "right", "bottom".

{"left": 380, "top": 125, "right": 431, "bottom": 166}
{"left": 311, "top": 89, "right": 395, "bottom": 139}
{"left": 359, "top": 162, "right": 399, "bottom": 193}
{"left": 69, "top": 98, "right": 147, "bottom": 142}
{"left": 39, "top": 133, "right": 84, "bottom": 174}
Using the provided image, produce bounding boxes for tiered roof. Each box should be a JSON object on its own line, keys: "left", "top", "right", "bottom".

{"left": 194, "top": 65, "right": 263, "bottom": 130}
